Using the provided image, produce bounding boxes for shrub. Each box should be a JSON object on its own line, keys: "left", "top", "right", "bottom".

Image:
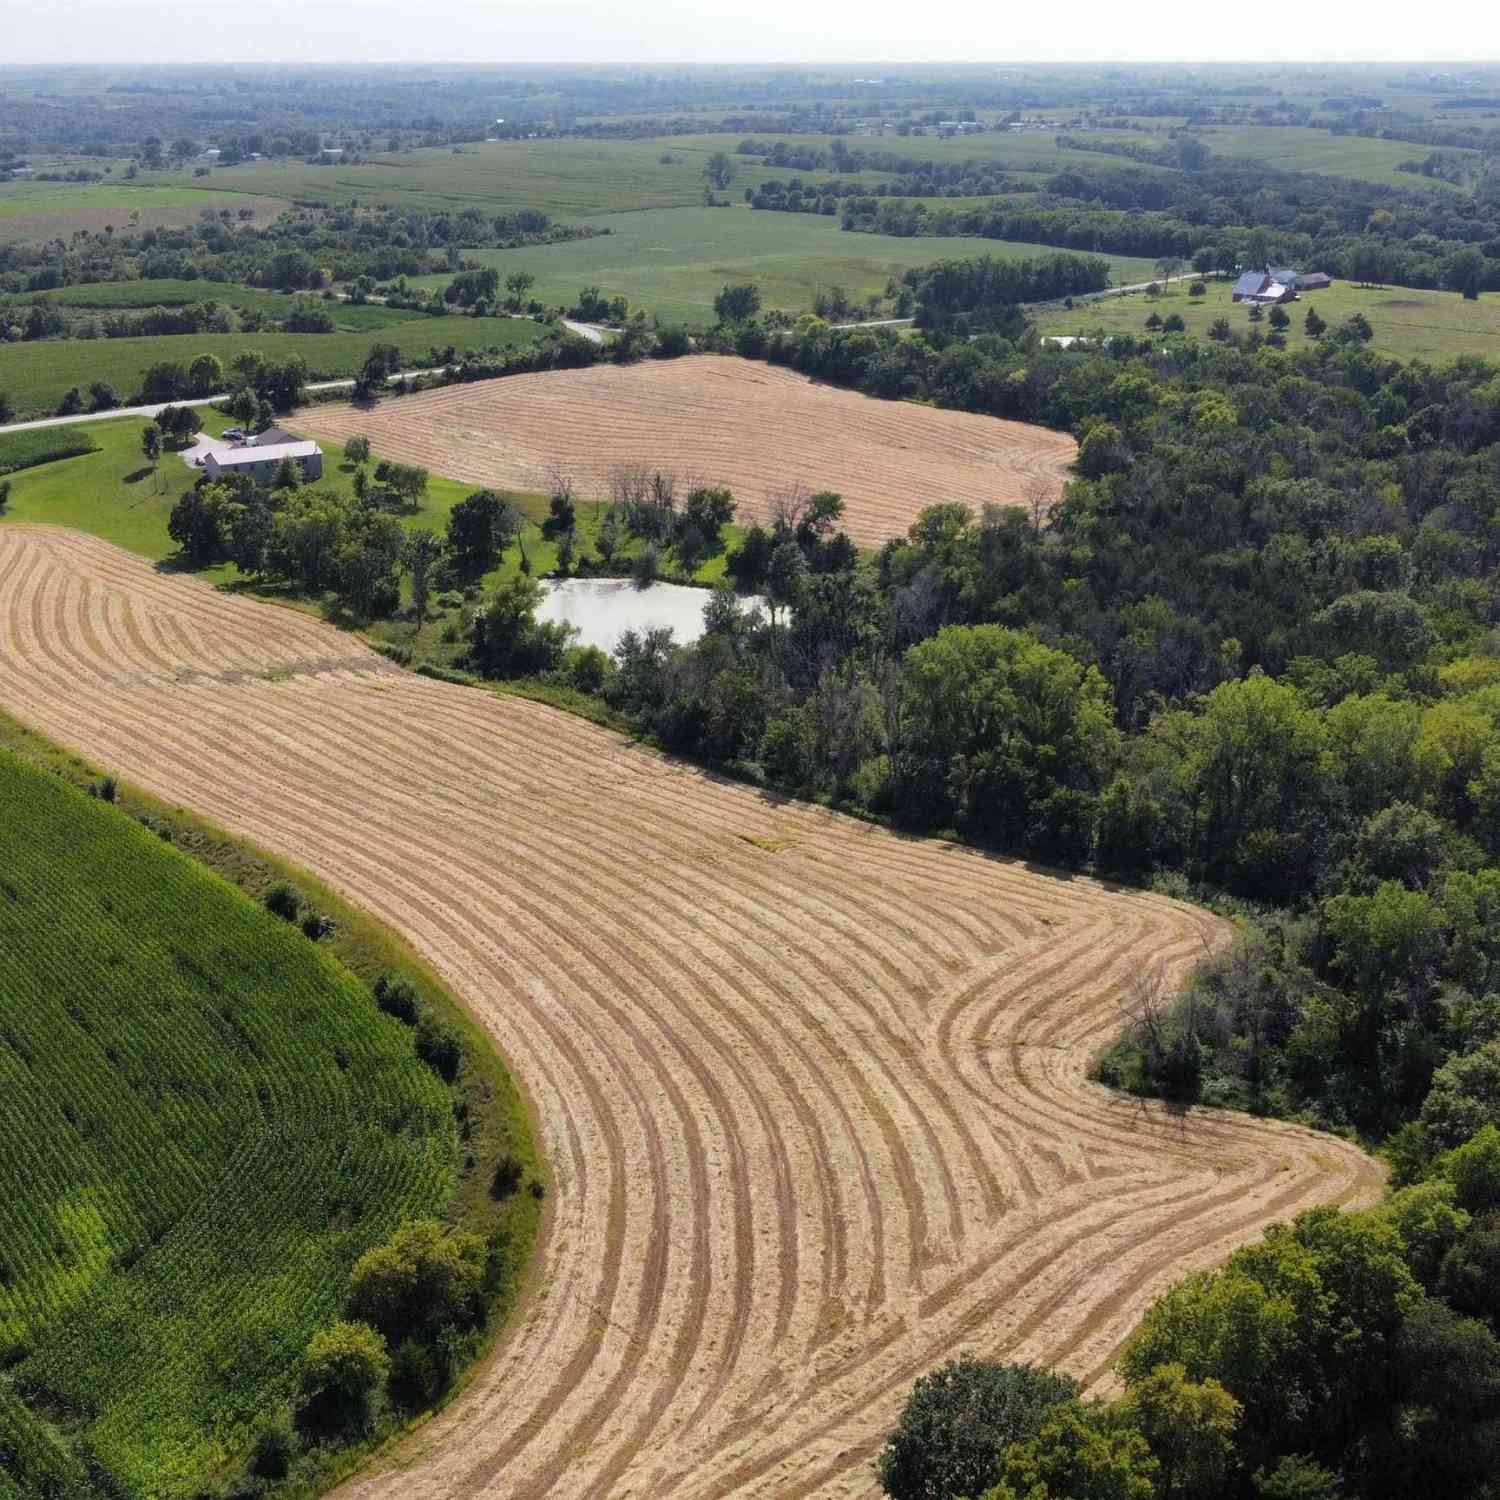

{"left": 264, "top": 883, "right": 301, "bottom": 922}
{"left": 294, "top": 1321, "right": 389, "bottom": 1440}
{"left": 490, "top": 1153, "right": 523, "bottom": 1199}
{"left": 373, "top": 974, "right": 420, "bottom": 1025}
{"left": 300, "top": 910, "right": 331, "bottom": 941}
{"left": 248, "top": 1413, "right": 296, "bottom": 1479}
{"left": 415, "top": 1016, "right": 462, "bottom": 1081}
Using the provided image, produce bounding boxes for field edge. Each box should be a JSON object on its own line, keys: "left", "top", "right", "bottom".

{"left": 0, "top": 703, "right": 551, "bottom": 1500}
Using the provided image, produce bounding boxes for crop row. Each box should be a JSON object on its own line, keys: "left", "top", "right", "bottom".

{"left": 0, "top": 754, "right": 458, "bottom": 1497}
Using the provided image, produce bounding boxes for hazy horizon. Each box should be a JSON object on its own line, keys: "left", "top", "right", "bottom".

{"left": 8, "top": 0, "right": 1500, "bottom": 68}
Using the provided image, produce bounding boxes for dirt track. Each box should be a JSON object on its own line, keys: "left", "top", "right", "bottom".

{"left": 291, "top": 356, "right": 1079, "bottom": 548}
{"left": 0, "top": 526, "right": 1382, "bottom": 1500}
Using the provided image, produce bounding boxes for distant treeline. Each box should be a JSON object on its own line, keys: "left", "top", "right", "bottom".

{"left": 0, "top": 205, "right": 595, "bottom": 299}
{"left": 749, "top": 151, "right": 1500, "bottom": 293}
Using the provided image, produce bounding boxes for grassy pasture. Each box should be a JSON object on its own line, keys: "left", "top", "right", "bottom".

{"left": 1192, "top": 124, "right": 1477, "bottom": 188}
{"left": 0, "top": 313, "right": 543, "bottom": 418}
{"left": 0, "top": 752, "right": 458, "bottom": 1495}
{"left": 4, "top": 278, "right": 430, "bottom": 331}
{"left": 1036, "top": 279, "right": 1500, "bottom": 363}
{"left": 402, "top": 205, "right": 1159, "bottom": 325}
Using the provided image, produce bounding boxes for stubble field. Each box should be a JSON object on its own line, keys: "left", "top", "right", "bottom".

{"left": 0, "top": 525, "right": 1381, "bottom": 1500}
{"left": 294, "top": 356, "right": 1081, "bottom": 547}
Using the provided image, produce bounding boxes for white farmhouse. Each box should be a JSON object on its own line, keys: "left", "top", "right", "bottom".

{"left": 204, "top": 438, "right": 323, "bottom": 485}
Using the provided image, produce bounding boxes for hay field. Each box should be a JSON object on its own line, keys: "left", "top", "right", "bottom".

{"left": 0, "top": 525, "right": 1381, "bottom": 1500}
{"left": 294, "top": 357, "right": 1080, "bottom": 547}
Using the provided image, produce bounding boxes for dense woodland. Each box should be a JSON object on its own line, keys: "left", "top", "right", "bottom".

{"left": 746, "top": 144, "right": 1500, "bottom": 293}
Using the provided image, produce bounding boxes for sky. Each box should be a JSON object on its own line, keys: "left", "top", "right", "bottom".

{"left": 6, "top": 0, "right": 1500, "bottom": 66}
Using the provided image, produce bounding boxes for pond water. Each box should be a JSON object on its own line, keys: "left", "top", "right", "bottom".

{"left": 536, "top": 578, "right": 764, "bottom": 654}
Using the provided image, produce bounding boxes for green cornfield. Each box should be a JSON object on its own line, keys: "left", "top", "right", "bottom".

{"left": 0, "top": 753, "right": 457, "bottom": 1498}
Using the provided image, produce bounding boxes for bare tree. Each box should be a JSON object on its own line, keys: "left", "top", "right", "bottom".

{"left": 1023, "top": 477, "right": 1054, "bottom": 534}
{"left": 1121, "top": 965, "right": 1175, "bottom": 1061}
{"left": 766, "top": 483, "right": 812, "bottom": 541}
{"left": 609, "top": 463, "right": 649, "bottom": 511}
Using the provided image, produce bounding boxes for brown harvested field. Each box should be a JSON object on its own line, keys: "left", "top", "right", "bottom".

{"left": 292, "top": 355, "right": 1079, "bottom": 548}
{"left": 0, "top": 525, "right": 1381, "bottom": 1500}
{"left": 0, "top": 194, "right": 292, "bottom": 244}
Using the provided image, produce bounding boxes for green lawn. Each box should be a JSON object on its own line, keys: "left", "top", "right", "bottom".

{"left": 0, "top": 313, "right": 544, "bottom": 419}
{"left": 402, "top": 205, "right": 1160, "bottom": 325}
{"left": 1035, "top": 279, "right": 1500, "bottom": 363}
{"left": 6, "top": 277, "right": 429, "bottom": 332}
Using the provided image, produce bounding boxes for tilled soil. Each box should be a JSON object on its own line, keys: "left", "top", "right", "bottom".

{"left": 0, "top": 525, "right": 1383, "bottom": 1500}
{"left": 292, "top": 356, "right": 1079, "bottom": 548}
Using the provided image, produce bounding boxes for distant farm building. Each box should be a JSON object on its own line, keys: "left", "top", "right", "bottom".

{"left": 204, "top": 434, "right": 322, "bottom": 485}
{"left": 1231, "top": 269, "right": 1298, "bottom": 304}
{"left": 1232, "top": 267, "right": 1333, "bottom": 303}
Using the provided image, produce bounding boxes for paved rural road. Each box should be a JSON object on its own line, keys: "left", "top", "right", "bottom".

{"left": 561, "top": 318, "right": 607, "bottom": 343}
{"left": 0, "top": 368, "right": 449, "bottom": 438}
{"left": 0, "top": 526, "right": 1385, "bottom": 1500}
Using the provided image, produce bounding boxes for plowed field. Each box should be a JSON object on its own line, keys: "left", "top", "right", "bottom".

{"left": 0, "top": 526, "right": 1381, "bottom": 1500}
{"left": 292, "top": 356, "right": 1079, "bottom": 548}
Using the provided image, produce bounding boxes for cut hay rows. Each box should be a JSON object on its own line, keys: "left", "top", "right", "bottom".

{"left": 292, "top": 356, "right": 1079, "bottom": 548}
{"left": 0, "top": 526, "right": 1381, "bottom": 1500}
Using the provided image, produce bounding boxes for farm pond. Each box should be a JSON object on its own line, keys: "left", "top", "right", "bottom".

{"left": 537, "top": 578, "right": 764, "bottom": 654}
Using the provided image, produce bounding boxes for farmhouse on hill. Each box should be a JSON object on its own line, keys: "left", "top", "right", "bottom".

{"left": 204, "top": 429, "right": 323, "bottom": 485}
{"left": 1231, "top": 266, "right": 1334, "bottom": 303}
{"left": 1231, "top": 269, "right": 1297, "bottom": 304}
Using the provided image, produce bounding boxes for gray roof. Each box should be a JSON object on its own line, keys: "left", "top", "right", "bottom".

{"left": 208, "top": 440, "right": 320, "bottom": 467}
{"left": 1233, "top": 270, "right": 1268, "bottom": 296}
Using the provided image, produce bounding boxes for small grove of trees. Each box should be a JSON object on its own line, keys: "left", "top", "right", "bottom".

{"left": 714, "top": 283, "right": 762, "bottom": 324}
{"left": 445, "top": 487, "right": 524, "bottom": 577}
{"left": 372, "top": 459, "right": 429, "bottom": 511}
{"left": 444, "top": 266, "right": 500, "bottom": 308}
{"left": 465, "top": 573, "right": 574, "bottom": 677}
{"left": 167, "top": 481, "right": 407, "bottom": 618}
{"left": 878, "top": 1355, "right": 1238, "bottom": 1500}
{"left": 141, "top": 350, "right": 302, "bottom": 408}
{"left": 273, "top": 1218, "right": 488, "bottom": 1469}
{"left": 877, "top": 1359, "right": 1081, "bottom": 1500}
